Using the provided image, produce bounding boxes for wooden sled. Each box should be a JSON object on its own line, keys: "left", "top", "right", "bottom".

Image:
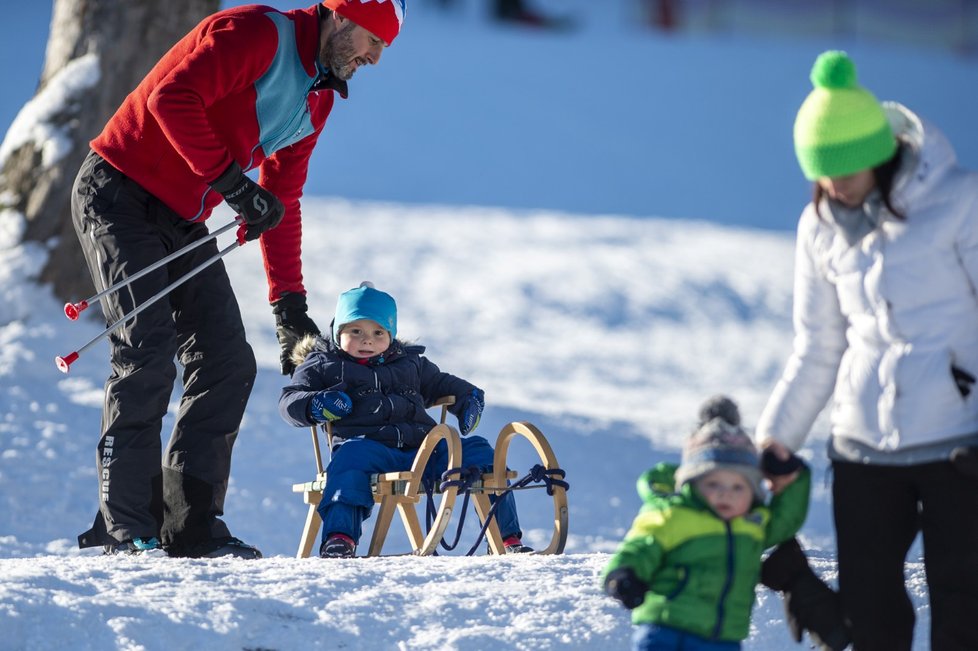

{"left": 291, "top": 398, "right": 569, "bottom": 557}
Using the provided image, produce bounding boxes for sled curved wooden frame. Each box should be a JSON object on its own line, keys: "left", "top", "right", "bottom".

{"left": 493, "top": 421, "right": 569, "bottom": 556}
{"left": 291, "top": 398, "right": 569, "bottom": 557}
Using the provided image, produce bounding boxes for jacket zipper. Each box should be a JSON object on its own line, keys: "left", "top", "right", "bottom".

{"left": 258, "top": 74, "right": 316, "bottom": 158}
{"left": 712, "top": 521, "right": 735, "bottom": 639}
{"left": 369, "top": 370, "right": 402, "bottom": 448}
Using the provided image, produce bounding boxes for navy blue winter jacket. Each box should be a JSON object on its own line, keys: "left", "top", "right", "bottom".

{"left": 279, "top": 338, "right": 479, "bottom": 449}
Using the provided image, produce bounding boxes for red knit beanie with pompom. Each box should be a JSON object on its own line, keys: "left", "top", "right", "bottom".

{"left": 323, "top": 0, "right": 405, "bottom": 45}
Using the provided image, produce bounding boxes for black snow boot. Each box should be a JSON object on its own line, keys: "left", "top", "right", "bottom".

{"left": 104, "top": 537, "right": 165, "bottom": 556}
{"left": 761, "top": 537, "right": 851, "bottom": 651}
{"left": 170, "top": 536, "right": 262, "bottom": 560}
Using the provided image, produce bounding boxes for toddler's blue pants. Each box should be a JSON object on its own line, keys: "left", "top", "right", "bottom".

{"left": 318, "top": 435, "right": 522, "bottom": 547}
{"left": 632, "top": 625, "right": 740, "bottom": 651}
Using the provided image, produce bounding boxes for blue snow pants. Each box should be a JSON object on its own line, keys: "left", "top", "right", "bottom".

{"left": 631, "top": 625, "right": 740, "bottom": 651}
{"left": 318, "top": 435, "right": 521, "bottom": 545}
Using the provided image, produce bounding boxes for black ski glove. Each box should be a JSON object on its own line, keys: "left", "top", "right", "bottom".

{"left": 761, "top": 538, "right": 851, "bottom": 651}
{"left": 210, "top": 161, "right": 284, "bottom": 242}
{"left": 603, "top": 567, "right": 648, "bottom": 610}
{"left": 272, "top": 292, "right": 321, "bottom": 376}
{"left": 761, "top": 448, "right": 805, "bottom": 476}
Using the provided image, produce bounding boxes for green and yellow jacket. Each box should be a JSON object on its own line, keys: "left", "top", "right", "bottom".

{"left": 601, "top": 463, "right": 811, "bottom": 641}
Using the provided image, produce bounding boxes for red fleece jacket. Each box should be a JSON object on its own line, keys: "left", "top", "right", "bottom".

{"left": 91, "top": 4, "right": 339, "bottom": 302}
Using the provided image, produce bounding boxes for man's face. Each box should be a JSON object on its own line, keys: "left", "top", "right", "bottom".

{"left": 321, "top": 18, "right": 386, "bottom": 81}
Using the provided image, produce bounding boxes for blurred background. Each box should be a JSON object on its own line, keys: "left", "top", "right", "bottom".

{"left": 4, "top": 0, "right": 977, "bottom": 234}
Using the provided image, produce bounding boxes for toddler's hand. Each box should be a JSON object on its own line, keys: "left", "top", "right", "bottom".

{"left": 310, "top": 390, "right": 352, "bottom": 423}
{"left": 604, "top": 568, "right": 648, "bottom": 610}
{"left": 458, "top": 388, "right": 484, "bottom": 436}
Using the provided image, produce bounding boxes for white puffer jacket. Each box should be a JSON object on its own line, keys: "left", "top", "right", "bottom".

{"left": 757, "top": 103, "right": 978, "bottom": 453}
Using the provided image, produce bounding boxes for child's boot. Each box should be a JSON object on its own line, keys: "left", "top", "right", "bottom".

{"left": 320, "top": 533, "right": 356, "bottom": 558}
{"left": 503, "top": 535, "right": 533, "bottom": 554}
{"left": 761, "top": 537, "right": 850, "bottom": 651}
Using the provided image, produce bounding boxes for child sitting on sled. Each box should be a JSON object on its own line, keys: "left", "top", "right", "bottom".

{"left": 279, "top": 281, "right": 531, "bottom": 558}
{"left": 602, "top": 395, "right": 847, "bottom": 651}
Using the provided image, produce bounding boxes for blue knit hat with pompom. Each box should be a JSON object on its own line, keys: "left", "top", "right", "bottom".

{"left": 332, "top": 281, "right": 397, "bottom": 343}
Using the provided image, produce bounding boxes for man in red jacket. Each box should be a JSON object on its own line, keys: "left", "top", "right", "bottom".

{"left": 70, "top": 0, "right": 405, "bottom": 559}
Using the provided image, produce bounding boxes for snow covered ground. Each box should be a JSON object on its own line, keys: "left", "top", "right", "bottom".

{"left": 1, "top": 0, "right": 968, "bottom": 649}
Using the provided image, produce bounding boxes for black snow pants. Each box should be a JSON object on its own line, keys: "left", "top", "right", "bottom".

{"left": 832, "top": 458, "right": 978, "bottom": 651}
{"left": 71, "top": 150, "right": 257, "bottom": 553}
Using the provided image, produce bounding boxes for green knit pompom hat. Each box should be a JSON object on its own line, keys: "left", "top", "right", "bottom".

{"left": 793, "top": 50, "right": 897, "bottom": 181}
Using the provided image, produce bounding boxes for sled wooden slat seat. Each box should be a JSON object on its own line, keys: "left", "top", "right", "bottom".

{"left": 371, "top": 469, "right": 518, "bottom": 497}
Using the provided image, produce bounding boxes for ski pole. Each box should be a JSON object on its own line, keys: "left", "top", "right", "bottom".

{"left": 64, "top": 218, "right": 243, "bottom": 320}
{"left": 55, "top": 239, "right": 242, "bottom": 373}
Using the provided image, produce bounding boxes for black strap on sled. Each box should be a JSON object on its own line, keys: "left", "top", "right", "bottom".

{"left": 422, "top": 463, "right": 569, "bottom": 556}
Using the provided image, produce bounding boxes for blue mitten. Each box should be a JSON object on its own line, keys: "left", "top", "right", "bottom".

{"left": 309, "top": 391, "right": 352, "bottom": 423}
{"left": 457, "top": 388, "right": 485, "bottom": 436}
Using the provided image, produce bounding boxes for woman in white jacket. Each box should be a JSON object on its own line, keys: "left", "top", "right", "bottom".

{"left": 756, "top": 50, "right": 978, "bottom": 651}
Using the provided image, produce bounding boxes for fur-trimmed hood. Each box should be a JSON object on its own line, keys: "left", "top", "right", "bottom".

{"left": 290, "top": 333, "right": 328, "bottom": 370}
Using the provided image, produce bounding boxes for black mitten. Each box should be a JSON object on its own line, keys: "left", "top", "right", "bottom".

{"left": 761, "top": 448, "right": 805, "bottom": 476}
{"left": 761, "top": 538, "right": 850, "bottom": 651}
{"left": 603, "top": 567, "right": 648, "bottom": 610}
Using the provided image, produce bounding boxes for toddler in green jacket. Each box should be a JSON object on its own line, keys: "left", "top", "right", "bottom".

{"left": 602, "top": 396, "right": 811, "bottom": 651}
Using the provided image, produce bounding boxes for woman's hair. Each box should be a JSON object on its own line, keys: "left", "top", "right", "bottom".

{"left": 813, "top": 142, "right": 907, "bottom": 221}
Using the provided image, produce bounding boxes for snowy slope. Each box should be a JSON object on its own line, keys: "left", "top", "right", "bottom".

{"left": 0, "top": 200, "right": 932, "bottom": 650}
{"left": 0, "top": 0, "right": 961, "bottom": 649}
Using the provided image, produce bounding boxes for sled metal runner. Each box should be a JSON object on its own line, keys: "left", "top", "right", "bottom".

{"left": 291, "top": 397, "right": 569, "bottom": 558}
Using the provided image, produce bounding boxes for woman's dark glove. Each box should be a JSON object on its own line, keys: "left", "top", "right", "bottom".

{"left": 761, "top": 448, "right": 805, "bottom": 476}
{"left": 761, "top": 538, "right": 851, "bottom": 651}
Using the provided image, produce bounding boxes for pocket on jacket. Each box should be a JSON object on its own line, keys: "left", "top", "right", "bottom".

{"left": 77, "top": 155, "right": 125, "bottom": 216}
{"left": 664, "top": 565, "right": 689, "bottom": 600}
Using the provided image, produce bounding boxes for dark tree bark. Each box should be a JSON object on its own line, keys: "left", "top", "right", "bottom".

{"left": 0, "top": 0, "right": 218, "bottom": 304}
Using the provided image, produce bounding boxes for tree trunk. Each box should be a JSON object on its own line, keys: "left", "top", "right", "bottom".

{"left": 0, "top": 0, "right": 218, "bottom": 304}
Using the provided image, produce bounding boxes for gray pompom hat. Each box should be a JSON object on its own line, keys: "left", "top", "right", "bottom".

{"left": 675, "top": 396, "right": 763, "bottom": 498}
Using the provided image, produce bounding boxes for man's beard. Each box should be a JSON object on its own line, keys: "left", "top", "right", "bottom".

{"left": 322, "top": 22, "right": 358, "bottom": 81}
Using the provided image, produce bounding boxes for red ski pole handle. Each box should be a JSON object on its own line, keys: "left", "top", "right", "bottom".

{"left": 64, "top": 300, "right": 89, "bottom": 321}
{"left": 55, "top": 352, "right": 79, "bottom": 373}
